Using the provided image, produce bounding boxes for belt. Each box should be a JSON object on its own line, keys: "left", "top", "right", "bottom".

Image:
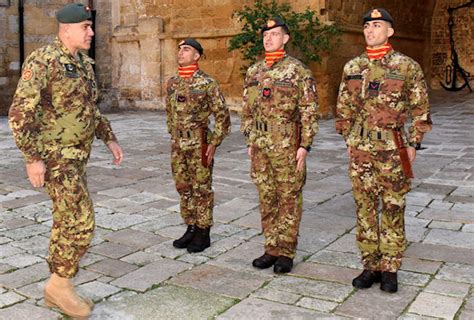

{"left": 353, "top": 124, "right": 395, "bottom": 141}
{"left": 172, "top": 127, "right": 202, "bottom": 139}
{"left": 254, "top": 120, "right": 296, "bottom": 134}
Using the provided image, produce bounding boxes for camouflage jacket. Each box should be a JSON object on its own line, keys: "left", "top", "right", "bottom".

{"left": 335, "top": 49, "right": 432, "bottom": 151}
{"left": 241, "top": 55, "right": 319, "bottom": 150}
{"left": 166, "top": 70, "right": 231, "bottom": 149}
{"left": 9, "top": 37, "right": 117, "bottom": 163}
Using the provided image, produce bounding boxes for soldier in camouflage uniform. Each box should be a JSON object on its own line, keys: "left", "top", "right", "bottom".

{"left": 336, "top": 8, "right": 432, "bottom": 293}
{"left": 166, "top": 39, "right": 231, "bottom": 253}
{"left": 241, "top": 18, "right": 319, "bottom": 274}
{"left": 9, "top": 4, "right": 123, "bottom": 317}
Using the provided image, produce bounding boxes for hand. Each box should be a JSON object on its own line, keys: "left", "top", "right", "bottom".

{"left": 26, "top": 160, "right": 46, "bottom": 188}
{"left": 247, "top": 146, "right": 253, "bottom": 157}
{"left": 107, "top": 141, "right": 123, "bottom": 165}
{"left": 296, "top": 147, "right": 308, "bottom": 172}
{"left": 347, "top": 146, "right": 352, "bottom": 158}
{"left": 206, "top": 144, "right": 216, "bottom": 165}
{"left": 407, "top": 146, "right": 416, "bottom": 163}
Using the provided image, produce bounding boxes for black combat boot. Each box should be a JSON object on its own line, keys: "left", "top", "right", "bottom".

{"left": 173, "top": 225, "right": 195, "bottom": 249}
{"left": 352, "top": 270, "right": 382, "bottom": 289}
{"left": 187, "top": 226, "right": 210, "bottom": 253}
{"left": 273, "top": 256, "right": 293, "bottom": 274}
{"left": 380, "top": 271, "right": 398, "bottom": 293}
{"left": 252, "top": 253, "right": 278, "bottom": 269}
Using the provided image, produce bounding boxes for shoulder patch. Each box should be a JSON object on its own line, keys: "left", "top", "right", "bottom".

{"left": 21, "top": 69, "right": 34, "bottom": 82}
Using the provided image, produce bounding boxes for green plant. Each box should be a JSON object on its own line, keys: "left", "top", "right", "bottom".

{"left": 229, "top": 0, "right": 340, "bottom": 70}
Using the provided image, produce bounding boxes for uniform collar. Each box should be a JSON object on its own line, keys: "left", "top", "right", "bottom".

{"left": 54, "top": 37, "right": 95, "bottom": 65}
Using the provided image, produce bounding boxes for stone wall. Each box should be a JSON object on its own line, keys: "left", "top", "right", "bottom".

{"left": 431, "top": 0, "right": 474, "bottom": 90}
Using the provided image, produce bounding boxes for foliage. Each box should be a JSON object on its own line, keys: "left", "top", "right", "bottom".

{"left": 229, "top": 0, "right": 341, "bottom": 70}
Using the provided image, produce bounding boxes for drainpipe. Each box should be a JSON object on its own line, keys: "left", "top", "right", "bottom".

{"left": 19, "top": 0, "right": 25, "bottom": 71}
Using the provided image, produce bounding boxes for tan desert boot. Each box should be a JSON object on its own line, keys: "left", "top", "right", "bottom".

{"left": 44, "top": 273, "right": 93, "bottom": 318}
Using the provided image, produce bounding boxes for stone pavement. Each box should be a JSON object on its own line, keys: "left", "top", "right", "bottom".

{"left": 0, "top": 91, "right": 473, "bottom": 319}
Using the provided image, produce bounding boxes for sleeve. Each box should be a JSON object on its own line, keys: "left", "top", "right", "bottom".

{"left": 407, "top": 62, "right": 432, "bottom": 144}
{"left": 8, "top": 53, "right": 48, "bottom": 163}
{"left": 208, "top": 81, "right": 231, "bottom": 146}
{"left": 165, "top": 79, "right": 173, "bottom": 135}
{"left": 240, "top": 68, "right": 256, "bottom": 146}
{"left": 298, "top": 69, "right": 319, "bottom": 149}
{"left": 94, "top": 108, "right": 117, "bottom": 144}
{"left": 335, "top": 64, "right": 356, "bottom": 141}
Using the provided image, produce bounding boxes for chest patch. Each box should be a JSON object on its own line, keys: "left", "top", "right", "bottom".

{"left": 368, "top": 81, "right": 380, "bottom": 96}
{"left": 262, "top": 88, "right": 272, "bottom": 98}
{"left": 177, "top": 95, "right": 187, "bottom": 103}
{"left": 64, "top": 64, "right": 80, "bottom": 78}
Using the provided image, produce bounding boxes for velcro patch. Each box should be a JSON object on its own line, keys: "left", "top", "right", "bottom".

{"left": 386, "top": 73, "right": 406, "bottom": 81}
{"left": 346, "top": 74, "right": 363, "bottom": 80}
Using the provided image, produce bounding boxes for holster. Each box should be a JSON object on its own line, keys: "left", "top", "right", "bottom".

{"left": 393, "top": 129, "right": 414, "bottom": 179}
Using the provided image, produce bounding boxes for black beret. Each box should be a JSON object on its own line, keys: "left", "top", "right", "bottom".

{"left": 56, "top": 3, "right": 92, "bottom": 23}
{"left": 261, "top": 17, "right": 290, "bottom": 34}
{"left": 178, "top": 39, "right": 204, "bottom": 55}
{"left": 363, "top": 8, "right": 394, "bottom": 26}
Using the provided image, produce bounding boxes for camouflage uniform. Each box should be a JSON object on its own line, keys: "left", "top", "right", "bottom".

{"left": 336, "top": 49, "right": 432, "bottom": 272}
{"left": 241, "top": 55, "right": 319, "bottom": 259}
{"left": 9, "top": 38, "right": 117, "bottom": 278}
{"left": 166, "top": 70, "right": 231, "bottom": 228}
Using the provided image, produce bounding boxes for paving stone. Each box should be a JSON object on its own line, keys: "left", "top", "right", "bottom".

{"left": 418, "top": 208, "right": 474, "bottom": 224}
{"left": 95, "top": 212, "right": 148, "bottom": 230}
{"left": 16, "top": 280, "right": 46, "bottom": 300}
{"left": 0, "top": 263, "right": 15, "bottom": 274}
{"left": 462, "top": 223, "right": 474, "bottom": 233}
{"left": 465, "top": 297, "right": 474, "bottom": 310}
{"left": 120, "top": 251, "right": 162, "bottom": 266}
{"left": 73, "top": 269, "right": 103, "bottom": 286}
{"left": 398, "top": 312, "right": 441, "bottom": 319}
{"left": 335, "top": 285, "right": 419, "bottom": 318}
{"left": 86, "top": 258, "right": 139, "bottom": 278}
{"left": 0, "top": 302, "right": 59, "bottom": 319}
{"left": 177, "top": 253, "right": 210, "bottom": 265}
{"left": 0, "top": 262, "right": 49, "bottom": 289}
{"left": 9, "top": 235, "right": 49, "bottom": 257}
{"left": 0, "top": 236, "right": 11, "bottom": 245}
{"left": 125, "top": 191, "right": 164, "bottom": 204}
{"left": 77, "top": 280, "right": 122, "bottom": 302}
{"left": 459, "top": 309, "right": 474, "bottom": 320}
{"left": 400, "top": 257, "right": 442, "bottom": 274}
{"left": 218, "top": 297, "right": 326, "bottom": 319}
{"left": 0, "top": 254, "right": 44, "bottom": 268}
{"left": 267, "top": 276, "right": 353, "bottom": 303}
{"left": 405, "top": 216, "right": 431, "bottom": 227}
{"left": 408, "top": 292, "right": 463, "bottom": 319}
{"left": 145, "top": 239, "right": 185, "bottom": 259}
{"left": 89, "top": 241, "right": 137, "bottom": 259}
{"left": 111, "top": 258, "right": 190, "bottom": 292}
{"left": 435, "top": 263, "right": 474, "bottom": 284}
{"left": 424, "top": 279, "right": 470, "bottom": 297}
{"left": 80, "top": 252, "right": 107, "bottom": 267}
{"left": 405, "top": 243, "right": 474, "bottom": 265}
{"left": 424, "top": 229, "right": 474, "bottom": 249}
{"left": 308, "top": 250, "right": 361, "bottom": 269}
{"left": 131, "top": 213, "right": 182, "bottom": 232}
{"left": 406, "top": 225, "right": 429, "bottom": 242}
{"left": 291, "top": 262, "right": 360, "bottom": 285}
{"left": 250, "top": 287, "right": 301, "bottom": 304}
{"left": 398, "top": 270, "right": 431, "bottom": 287}
{"left": 1, "top": 217, "right": 36, "bottom": 229}
{"left": 103, "top": 229, "right": 167, "bottom": 250}
{"left": 97, "top": 187, "right": 140, "bottom": 198}
{"left": 230, "top": 210, "right": 262, "bottom": 229}
{"left": 1, "top": 223, "right": 50, "bottom": 240}
{"left": 170, "top": 264, "right": 268, "bottom": 299}
{"left": 0, "top": 243, "right": 23, "bottom": 257}
{"left": 296, "top": 296, "right": 338, "bottom": 313}
{"left": 428, "top": 220, "right": 462, "bottom": 231}
{"left": 214, "top": 198, "right": 258, "bottom": 223}
{"left": 92, "top": 285, "right": 236, "bottom": 320}
{"left": 0, "top": 291, "right": 26, "bottom": 308}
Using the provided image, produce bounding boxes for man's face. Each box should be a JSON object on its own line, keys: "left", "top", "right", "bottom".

{"left": 66, "top": 21, "right": 94, "bottom": 51}
{"left": 263, "top": 27, "right": 289, "bottom": 52}
{"left": 178, "top": 45, "right": 200, "bottom": 66}
{"left": 363, "top": 20, "right": 394, "bottom": 48}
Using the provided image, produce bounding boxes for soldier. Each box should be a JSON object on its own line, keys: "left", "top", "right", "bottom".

{"left": 9, "top": 3, "right": 123, "bottom": 318}
{"left": 336, "top": 8, "right": 432, "bottom": 293}
{"left": 241, "top": 18, "right": 319, "bottom": 274}
{"left": 166, "top": 39, "right": 231, "bottom": 253}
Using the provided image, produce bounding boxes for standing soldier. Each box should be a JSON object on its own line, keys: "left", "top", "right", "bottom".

{"left": 241, "top": 18, "right": 319, "bottom": 274}
{"left": 166, "top": 39, "right": 231, "bottom": 253}
{"left": 336, "top": 8, "right": 432, "bottom": 293}
{"left": 8, "top": 3, "right": 123, "bottom": 318}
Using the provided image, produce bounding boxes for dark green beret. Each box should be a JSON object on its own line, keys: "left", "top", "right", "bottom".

{"left": 363, "top": 8, "right": 394, "bottom": 26}
{"left": 178, "top": 39, "right": 204, "bottom": 55}
{"left": 261, "top": 17, "right": 289, "bottom": 34}
{"left": 56, "top": 3, "right": 92, "bottom": 23}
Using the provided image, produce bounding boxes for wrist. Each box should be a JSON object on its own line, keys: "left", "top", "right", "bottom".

{"left": 300, "top": 145, "right": 311, "bottom": 152}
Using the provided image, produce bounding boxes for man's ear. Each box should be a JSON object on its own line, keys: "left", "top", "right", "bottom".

{"left": 387, "top": 27, "right": 394, "bottom": 38}
{"left": 193, "top": 52, "right": 201, "bottom": 62}
{"left": 283, "top": 33, "right": 290, "bottom": 45}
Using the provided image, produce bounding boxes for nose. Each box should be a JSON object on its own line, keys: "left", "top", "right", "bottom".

{"left": 88, "top": 26, "right": 94, "bottom": 37}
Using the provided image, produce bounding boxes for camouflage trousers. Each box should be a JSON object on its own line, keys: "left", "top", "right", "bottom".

{"left": 171, "top": 144, "right": 213, "bottom": 228}
{"left": 251, "top": 145, "right": 306, "bottom": 259}
{"left": 349, "top": 148, "right": 410, "bottom": 273}
{"left": 45, "top": 158, "right": 94, "bottom": 278}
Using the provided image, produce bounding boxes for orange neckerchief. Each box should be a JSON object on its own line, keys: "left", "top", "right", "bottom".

{"left": 178, "top": 63, "right": 198, "bottom": 79}
{"left": 265, "top": 49, "right": 285, "bottom": 67}
{"left": 366, "top": 43, "right": 392, "bottom": 61}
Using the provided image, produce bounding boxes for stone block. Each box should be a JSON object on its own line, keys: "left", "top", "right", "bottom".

{"left": 86, "top": 258, "right": 139, "bottom": 278}
{"left": 424, "top": 279, "right": 470, "bottom": 298}
{"left": 408, "top": 292, "right": 463, "bottom": 319}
